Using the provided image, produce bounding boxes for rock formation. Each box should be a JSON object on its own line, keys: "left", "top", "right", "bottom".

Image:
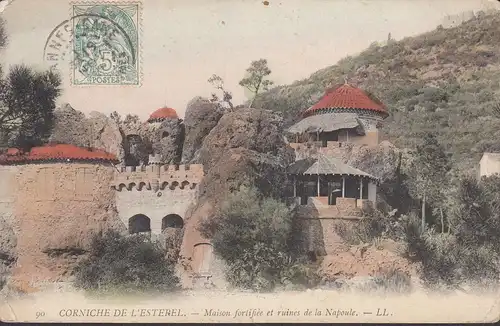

{"left": 49, "top": 104, "right": 126, "bottom": 163}
{"left": 197, "top": 108, "right": 295, "bottom": 202}
{"left": 181, "top": 97, "right": 224, "bottom": 163}
{"left": 308, "top": 140, "right": 412, "bottom": 214}
{"left": 180, "top": 108, "right": 295, "bottom": 275}
{"left": 150, "top": 118, "right": 184, "bottom": 164}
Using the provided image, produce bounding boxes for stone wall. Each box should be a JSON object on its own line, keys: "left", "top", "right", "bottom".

{"left": 294, "top": 204, "right": 364, "bottom": 256}
{"left": 4, "top": 162, "right": 120, "bottom": 291}
{"left": 115, "top": 185, "right": 199, "bottom": 234}
{"left": 112, "top": 164, "right": 204, "bottom": 234}
{"left": 337, "top": 129, "right": 379, "bottom": 146}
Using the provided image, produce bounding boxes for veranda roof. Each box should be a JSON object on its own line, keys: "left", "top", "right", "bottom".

{"left": 288, "top": 153, "right": 377, "bottom": 180}
{"left": 287, "top": 112, "right": 365, "bottom": 135}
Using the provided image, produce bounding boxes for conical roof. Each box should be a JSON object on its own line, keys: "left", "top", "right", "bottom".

{"left": 303, "top": 84, "right": 388, "bottom": 118}
{"left": 288, "top": 153, "right": 377, "bottom": 180}
{"left": 147, "top": 106, "right": 179, "bottom": 122}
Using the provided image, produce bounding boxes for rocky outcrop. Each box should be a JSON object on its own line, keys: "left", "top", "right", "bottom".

{"left": 181, "top": 97, "right": 224, "bottom": 163}
{"left": 319, "top": 240, "right": 419, "bottom": 280}
{"left": 318, "top": 141, "right": 413, "bottom": 214}
{"left": 87, "top": 111, "right": 125, "bottom": 164}
{"left": 197, "top": 108, "right": 295, "bottom": 202}
{"left": 49, "top": 104, "right": 89, "bottom": 147}
{"left": 49, "top": 104, "right": 126, "bottom": 163}
{"left": 150, "top": 119, "right": 184, "bottom": 164}
{"left": 342, "top": 141, "right": 402, "bottom": 185}
{"left": 179, "top": 108, "right": 295, "bottom": 279}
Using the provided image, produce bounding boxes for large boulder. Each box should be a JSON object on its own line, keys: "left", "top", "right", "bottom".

{"left": 49, "top": 104, "right": 126, "bottom": 163}
{"left": 344, "top": 141, "right": 402, "bottom": 185}
{"left": 49, "top": 103, "right": 89, "bottom": 147}
{"left": 330, "top": 141, "right": 414, "bottom": 214}
{"left": 197, "top": 108, "right": 293, "bottom": 174}
{"left": 179, "top": 108, "right": 295, "bottom": 279}
{"left": 181, "top": 97, "right": 224, "bottom": 163}
{"left": 150, "top": 118, "right": 184, "bottom": 164}
{"left": 87, "top": 111, "right": 125, "bottom": 163}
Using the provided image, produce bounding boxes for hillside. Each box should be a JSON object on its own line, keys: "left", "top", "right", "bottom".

{"left": 253, "top": 11, "right": 500, "bottom": 173}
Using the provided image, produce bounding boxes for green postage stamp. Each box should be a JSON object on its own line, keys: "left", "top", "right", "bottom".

{"left": 71, "top": 2, "right": 141, "bottom": 85}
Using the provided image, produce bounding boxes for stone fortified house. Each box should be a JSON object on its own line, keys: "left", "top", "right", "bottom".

{"left": 0, "top": 83, "right": 388, "bottom": 288}
{"left": 286, "top": 83, "right": 388, "bottom": 256}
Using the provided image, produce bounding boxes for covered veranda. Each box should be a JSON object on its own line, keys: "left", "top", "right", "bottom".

{"left": 287, "top": 153, "right": 378, "bottom": 206}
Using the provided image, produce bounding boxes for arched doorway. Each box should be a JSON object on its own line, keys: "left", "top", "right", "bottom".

{"left": 161, "top": 214, "right": 184, "bottom": 231}
{"left": 128, "top": 214, "right": 151, "bottom": 234}
{"left": 192, "top": 243, "right": 214, "bottom": 275}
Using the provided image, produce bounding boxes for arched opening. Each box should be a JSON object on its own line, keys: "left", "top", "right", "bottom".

{"left": 128, "top": 214, "right": 151, "bottom": 234}
{"left": 192, "top": 243, "right": 213, "bottom": 275}
{"left": 162, "top": 131, "right": 169, "bottom": 138}
{"left": 161, "top": 214, "right": 184, "bottom": 231}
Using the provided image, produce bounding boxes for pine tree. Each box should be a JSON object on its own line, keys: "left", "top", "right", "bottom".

{"left": 407, "top": 133, "right": 451, "bottom": 232}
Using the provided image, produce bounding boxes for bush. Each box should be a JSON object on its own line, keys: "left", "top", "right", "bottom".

{"left": 199, "top": 186, "right": 320, "bottom": 292}
{"left": 371, "top": 268, "right": 413, "bottom": 294}
{"left": 355, "top": 268, "right": 413, "bottom": 295}
{"left": 401, "top": 176, "right": 500, "bottom": 290}
{"left": 334, "top": 218, "right": 384, "bottom": 245}
{"left": 73, "top": 230, "right": 180, "bottom": 294}
{"left": 334, "top": 210, "right": 402, "bottom": 246}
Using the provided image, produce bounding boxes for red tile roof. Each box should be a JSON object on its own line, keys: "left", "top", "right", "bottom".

{"left": 0, "top": 144, "right": 119, "bottom": 165}
{"left": 147, "top": 107, "right": 179, "bottom": 122}
{"left": 303, "top": 84, "right": 388, "bottom": 117}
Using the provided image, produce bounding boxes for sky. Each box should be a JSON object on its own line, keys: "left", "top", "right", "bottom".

{"left": 0, "top": 0, "right": 495, "bottom": 120}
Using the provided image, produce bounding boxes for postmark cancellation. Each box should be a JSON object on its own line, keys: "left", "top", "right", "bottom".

{"left": 70, "top": 2, "right": 141, "bottom": 86}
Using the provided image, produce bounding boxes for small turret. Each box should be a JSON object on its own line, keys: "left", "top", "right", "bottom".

{"left": 148, "top": 154, "right": 163, "bottom": 165}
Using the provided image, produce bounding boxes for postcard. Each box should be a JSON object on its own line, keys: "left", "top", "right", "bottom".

{"left": 0, "top": 0, "right": 499, "bottom": 323}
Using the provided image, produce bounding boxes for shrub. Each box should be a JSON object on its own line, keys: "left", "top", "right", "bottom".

{"left": 355, "top": 268, "right": 413, "bottom": 295}
{"left": 334, "top": 211, "right": 399, "bottom": 246}
{"left": 73, "top": 230, "right": 180, "bottom": 294}
{"left": 371, "top": 268, "right": 413, "bottom": 294}
{"left": 401, "top": 176, "right": 500, "bottom": 290}
{"left": 199, "top": 186, "right": 320, "bottom": 292}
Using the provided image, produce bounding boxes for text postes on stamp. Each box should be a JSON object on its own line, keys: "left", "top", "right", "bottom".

{"left": 71, "top": 2, "right": 141, "bottom": 86}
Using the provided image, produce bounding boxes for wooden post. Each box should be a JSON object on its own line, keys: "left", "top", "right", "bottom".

{"left": 359, "top": 177, "right": 363, "bottom": 199}
{"left": 327, "top": 179, "right": 332, "bottom": 205}
{"left": 342, "top": 175, "right": 346, "bottom": 197}
{"left": 293, "top": 175, "right": 297, "bottom": 197}
{"left": 317, "top": 175, "right": 320, "bottom": 197}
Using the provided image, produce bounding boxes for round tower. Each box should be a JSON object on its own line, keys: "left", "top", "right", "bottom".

{"left": 0, "top": 144, "right": 120, "bottom": 290}
{"left": 147, "top": 106, "right": 179, "bottom": 130}
{"left": 146, "top": 106, "right": 184, "bottom": 165}
{"left": 288, "top": 83, "right": 389, "bottom": 147}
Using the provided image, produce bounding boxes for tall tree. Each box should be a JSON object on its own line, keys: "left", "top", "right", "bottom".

{"left": 1, "top": 66, "right": 62, "bottom": 149}
{"left": 0, "top": 17, "right": 62, "bottom": 150}
{"left": 407, "top": 133, "right": 451, "bottom": 232}
{"left": 239, "top": 59, "right": 273, "bottom": 108}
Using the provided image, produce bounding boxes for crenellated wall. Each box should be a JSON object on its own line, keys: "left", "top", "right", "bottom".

{"left": 111, "top": 164, "right": 204, "bottom": 190}
{"left": 112, "top": 163, "right": 204, "bottom": 235}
